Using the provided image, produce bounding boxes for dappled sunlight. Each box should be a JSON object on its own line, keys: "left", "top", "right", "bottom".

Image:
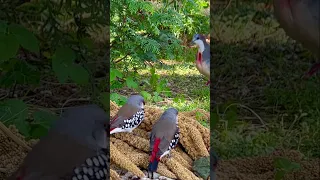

{"left": 138, "top": 62, "right": 201, "bottom": 76}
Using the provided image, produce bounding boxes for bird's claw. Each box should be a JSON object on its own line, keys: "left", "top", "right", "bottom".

{"left": 147, "top": 171, "right": 154, "bottom": 179}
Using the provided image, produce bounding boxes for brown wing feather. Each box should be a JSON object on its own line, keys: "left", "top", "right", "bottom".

{"left": 150, "top": 119, "right": 177, "bottom": 157}
{"left": 110, "top": 103, "right": 140, "bottom": 129}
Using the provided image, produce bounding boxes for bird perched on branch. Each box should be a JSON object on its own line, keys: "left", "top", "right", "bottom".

{"left": 147, "top": 108, "right": 180, "bottom": 179}
{"left": 191, "top": 33, "right": 211, "bottom": 85}
{"left": 7, "top": 104, "right": 109, "bottom": 180}
{"left": 273, "top": 0, "right": 320, "bottom": 78}
{"left": 110, "top": 95, "right": 145, "bottom": 134}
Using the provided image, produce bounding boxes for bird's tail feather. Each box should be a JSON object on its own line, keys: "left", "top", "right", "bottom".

{"left": 148, "top": 160, "right": 159, "bottom": 172}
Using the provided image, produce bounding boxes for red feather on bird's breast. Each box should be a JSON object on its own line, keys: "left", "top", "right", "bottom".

{"left": 197, "top": 52, "right": 202, "bottom": 63}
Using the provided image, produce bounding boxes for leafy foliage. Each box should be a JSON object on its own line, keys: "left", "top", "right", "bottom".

{"left": 193, "top": 156, "right": 210, "bottom": 179}
{"left": 110, "top": 0, "right": 209, "bottom": 105}
{"left": 111, "top": 0, "right": 209, "bottom": 65}
{"left": 0, "top": 0, "right": 108, "bottom": 138}
{"left": 274, "top": 157, "right": 301, "bottom": 180}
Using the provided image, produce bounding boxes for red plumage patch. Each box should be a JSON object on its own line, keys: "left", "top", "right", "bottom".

{"left": 150, "top": 138, "right": 161, "bottom": 162}
{"left": 111, "top": 115, "right": 118, "bottom": 122}
{"left": 16, "top": 168, "right": 26, "bottom": 180}
{"left": 110, "top": 115, "right": 118, "bottom": 132}
{"left": 197, "top": 52, "right": 202, "bottom": 63}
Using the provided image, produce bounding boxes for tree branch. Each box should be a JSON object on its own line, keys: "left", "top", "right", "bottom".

{"left": 113, "top": 53, "right": 130, "bottom": 63}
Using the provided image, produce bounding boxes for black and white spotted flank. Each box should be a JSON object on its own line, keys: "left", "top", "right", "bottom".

{"left": 168, "top": 128, "right": 180, "bottom": 150}
{"left": 70, "top": 153, "right": 108, "bottom": 180}
{"left": 121, "top": 110, "right": 145, "bottom": 130}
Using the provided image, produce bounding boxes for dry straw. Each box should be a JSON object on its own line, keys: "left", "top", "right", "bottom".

{"left": 110, "top": 101, "right": 210, "bottom": 179}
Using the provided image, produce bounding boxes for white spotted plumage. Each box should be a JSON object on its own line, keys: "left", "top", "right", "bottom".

{"left": 160, "top": 128, "right": 180, "bottom": 159}
{"left": 71, "top": 153, "right": 108, "bottom": 180}
{"left": 113, "top": 110, "right": 145, "bottom": 133}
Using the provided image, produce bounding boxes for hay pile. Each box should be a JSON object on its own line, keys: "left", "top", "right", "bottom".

{"left": 110, "top": 101, "right": 210, "bottom": 180}
{"left": 0, "top": 102, "right": 318, "bottom": 180}
{"left": 0, "top": 125, "right": 37, "bottom": 179}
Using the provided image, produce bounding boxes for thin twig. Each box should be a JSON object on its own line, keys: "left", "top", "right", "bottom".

{"left": 223, "top": 103, "right": 267, "bottom": 128}
{"left": 114, "top": 53, "right": 130, "bottom": 63}
{"left": 0, "top": 93, "right": 9, "bottom": 100}
{"left": 0, "top": 121, "right": 31, "bottom": 151}
{"left": 40, "top": 80, "right": 76, "bottom": 85}
{"left": 218, "top": 0, "right": 233, "bottom": 18}
{"left": 60, "top": 97, "right": 91, "bottom": 115}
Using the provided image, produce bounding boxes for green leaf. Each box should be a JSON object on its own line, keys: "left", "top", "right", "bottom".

{"left": 0, "top": 34, "right": 19, "bottom": 62}
{"left": 152, "top": 92, "right": 163, "bottom": 102}
{"left": 0, "top": 20, "right": 7, "bottom": 33}
{"left": 110, "top": 69, "right": 123, "bottom": 81}
{"left": 274, "top": 157, "right": 301, "bottom": 171}
{"left": 275, "top": 170, "right": 285, "bottom": 180}
{"left": 110, "top": 93, "right": 127, "bottom": 106}
{"left": 210, "top": 112, "right": 219, "bottom": 130}
{"left": 0, "top": 59, "right": 40, "bottom": 87}
{"left": 81, "top": 37, "right": 94, "bottom": 50}
{"left": 140, "top": 91, "right": 152, "bottom": 101}
{"left": 52, "top": 47, "right": 75, "bottom": 83}
{"left": 69, "top": 64, "right": 89, "bottom": 85}
{"left": 193, "top": 157, "right": 210, "bottom": 179}
{"left": 118, "top": 95, "right": 128, "bottom": 106}
{"left": 126, "top": 76, "right": 138, "bottom": 89}
{"left": 195, "top": 111, "right": 205, "bottom": 121}
{"left": 99, "top": 92, "right": 109, "bottom": 109}
{"left": 225, "top": 108, "right": 237, "bottom": 128}
{"left": 15, "top": 118, "right": 30, "bottom": 137}
{"left": 110, "top": 68, "right": 123, "bottom": 82}
{"left": 0, "top": 99, "right": 30, "bottom": 136}
{"left": 8, "top": 24, "right": 39, "bottom": 54}
{"left": 110, "top": 93, "right": 120, "bottom": 103}
{"left": 32, "top": 110, "right": 57, "bottom": 129}
{"left": 110, "top": 70, "right": 116, "bottom": 82}
{"left": 30, "top": 125, "right": 49, "bottom": 139}
{"left": 115, "top": 69, "right": 123, "bottom": 78}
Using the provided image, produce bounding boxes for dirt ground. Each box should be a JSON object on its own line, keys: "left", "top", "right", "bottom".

{"left": 216, "top": 149, "right": 319, "bottom": 180}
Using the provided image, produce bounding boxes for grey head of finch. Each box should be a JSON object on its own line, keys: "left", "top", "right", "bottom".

{"left": 126, "top": 94, "right": 145, "bottom": 109}
{"left": 161, "top": 107, "right": 178, "bottom": 124}
{"left": 52, "top": 104, "right": 108, "bottom": 150}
